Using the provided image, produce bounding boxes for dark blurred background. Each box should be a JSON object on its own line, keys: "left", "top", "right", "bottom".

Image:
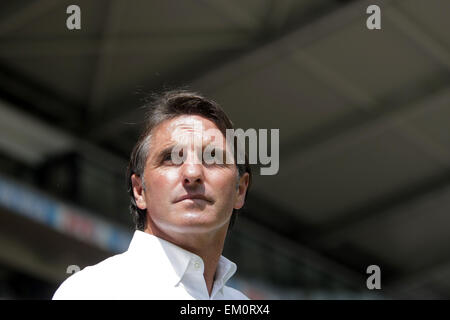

{"left": 0, "top": 0, "right": 449, "bottom": 299}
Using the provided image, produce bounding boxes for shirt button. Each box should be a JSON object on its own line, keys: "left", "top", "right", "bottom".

{"left": 194, "top": 261, "right": 201, "bottom": 270}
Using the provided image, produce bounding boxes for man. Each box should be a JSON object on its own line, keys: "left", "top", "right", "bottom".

{"left": 53, "top": 90, "right": 251, "bottom": 299}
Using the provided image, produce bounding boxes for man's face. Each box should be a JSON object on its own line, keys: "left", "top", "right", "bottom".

{"left": 132, "top": 115, "right": 249, "bottom": 235}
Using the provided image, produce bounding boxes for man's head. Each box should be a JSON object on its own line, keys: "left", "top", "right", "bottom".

{"left": 126, "top": 90, "right": 251, "bottom": 235}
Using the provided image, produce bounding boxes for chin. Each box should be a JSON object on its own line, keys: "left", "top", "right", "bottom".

{"left": 174, "top": 212, "right": 228, "bottom": 233}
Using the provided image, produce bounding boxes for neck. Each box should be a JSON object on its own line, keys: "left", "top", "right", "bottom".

{"left": 144, "top": 223, "right": 229, "bottom": 297}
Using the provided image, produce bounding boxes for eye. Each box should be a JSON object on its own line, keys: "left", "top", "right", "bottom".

{"left": 162, "top": 153, "right": 172, "bottom": 162}
{"left": 162, "top": 151, "right": 175, "bottom": 162}
{"left": 203, "top": 148, "right": 225, "bottom": 165}
{"left": 162, "top": 149, "right": 185, "bottom": 164}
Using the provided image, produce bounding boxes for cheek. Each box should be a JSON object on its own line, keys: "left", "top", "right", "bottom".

{"left": 146, "top": 169, "right": 179, "bottom": 194}
{"left": 208, "top": 170, "right": 237, "bottom": 196}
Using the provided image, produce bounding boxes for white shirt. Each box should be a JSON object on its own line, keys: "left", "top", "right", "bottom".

{"left": 53, "top": 230, "right": 249, "bottom": 300}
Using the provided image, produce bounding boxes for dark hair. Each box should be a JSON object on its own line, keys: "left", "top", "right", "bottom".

{"left": 126, "top": 90, "right": 252, "bottom": 231}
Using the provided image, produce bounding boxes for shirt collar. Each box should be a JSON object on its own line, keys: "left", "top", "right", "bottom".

{"left": 127, "top": 230, "right": 237, "bottom": 288}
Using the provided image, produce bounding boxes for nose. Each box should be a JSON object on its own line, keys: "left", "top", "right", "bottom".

{"left": 181, "top": 156, "right": 204, "bottom": 186}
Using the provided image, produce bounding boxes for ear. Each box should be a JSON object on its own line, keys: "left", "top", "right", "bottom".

{"left": 233, "top": 172, "right": 249, "bottom": 210}
{"left": 131, "top": 174, "right": 147, "bottom": 210}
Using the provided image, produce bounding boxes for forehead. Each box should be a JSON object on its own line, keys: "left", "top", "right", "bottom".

{"left": 151, "top": 115, "right": 225, "bottom": 145}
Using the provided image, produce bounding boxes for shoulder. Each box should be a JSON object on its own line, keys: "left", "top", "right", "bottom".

{"left": 222, "top": 285, "right": 250, "bottom": 300}
{"left": 52, "top": 253, "right": 130, "bottom": 300}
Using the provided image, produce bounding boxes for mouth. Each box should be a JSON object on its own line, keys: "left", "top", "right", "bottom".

{"left": 175, "top": 194, "right": 213, "bottom": 203}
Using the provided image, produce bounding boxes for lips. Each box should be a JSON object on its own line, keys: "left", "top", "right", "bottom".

{"left": 175, "top": 194, "right": 212, "bottom": 203}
